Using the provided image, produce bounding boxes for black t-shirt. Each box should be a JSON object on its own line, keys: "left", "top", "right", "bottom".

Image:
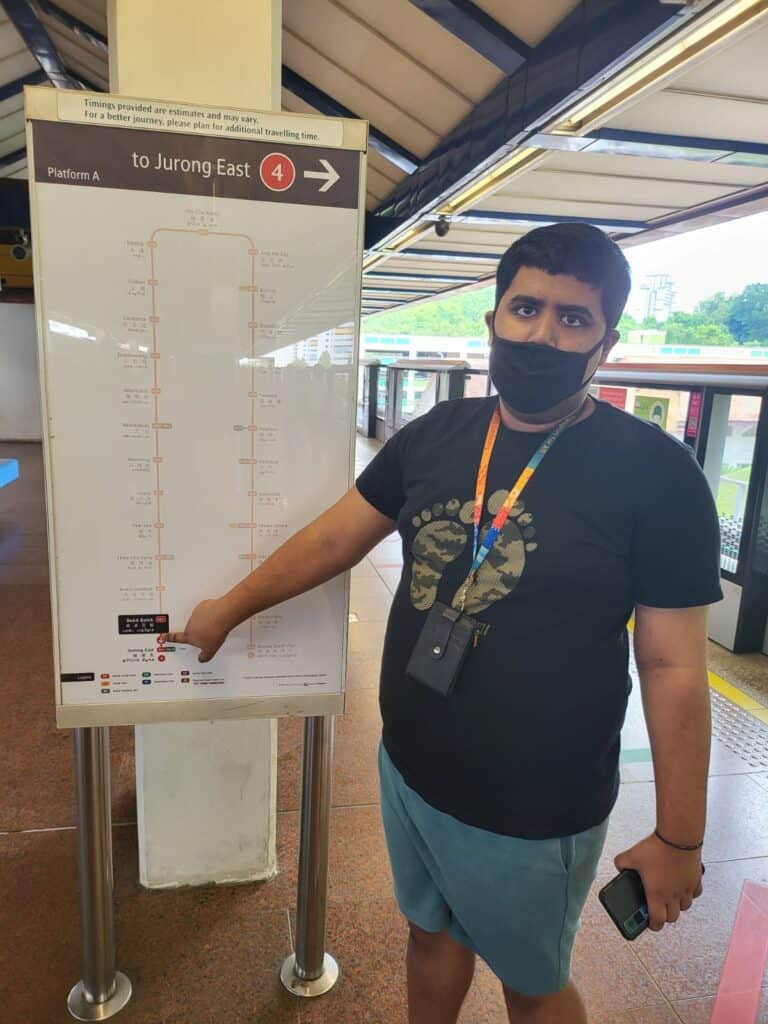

{"left": 356, "top": 397, "right": 723, "bottom": 839}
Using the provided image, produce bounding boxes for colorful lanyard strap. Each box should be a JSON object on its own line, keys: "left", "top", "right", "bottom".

{"left": 458, "top": 403, "right": 582, "bottom": 613}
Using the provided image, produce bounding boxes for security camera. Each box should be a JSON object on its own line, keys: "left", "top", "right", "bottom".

{"left": 435, "top": 217, "right": 451, "bottom": 238}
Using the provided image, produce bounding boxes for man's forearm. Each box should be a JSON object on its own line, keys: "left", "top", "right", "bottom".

{"left": 640, "top": 667, "right": 711, "bottom": 846}
{"left": 219, "top": 518, "right": 356, "bottom": 629}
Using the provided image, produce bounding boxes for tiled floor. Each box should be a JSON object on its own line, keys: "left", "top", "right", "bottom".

{"left": 3, "top": 437, "right": 768, "bottom": 1023}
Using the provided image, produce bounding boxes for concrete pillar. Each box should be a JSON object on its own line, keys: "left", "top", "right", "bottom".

{"left": 107, "top": 0, "right": 281, "bottom": 888}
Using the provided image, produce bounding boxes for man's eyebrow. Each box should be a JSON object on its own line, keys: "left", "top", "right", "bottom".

{"left": 557, "top": 303, "right": 595, "bottom": 319}
{"left": 506, "top": 294, "right": 595, "bottom": 319}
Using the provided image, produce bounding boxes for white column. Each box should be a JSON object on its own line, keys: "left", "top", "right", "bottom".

{"left": 108, "top": 0, "right": 281, "bottom": 888}
{"left": 0, "top": 304, "right": 42, "bottom": 441}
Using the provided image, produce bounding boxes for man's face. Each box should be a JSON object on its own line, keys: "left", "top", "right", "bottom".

{"left": 486, "top": 266, "right": 619, "bottom": 357}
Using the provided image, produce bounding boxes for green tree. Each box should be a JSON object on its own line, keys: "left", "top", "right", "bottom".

{"left": 616, "top": 312, "right": 639, "bottom": 343}
{"left": 695, "top": 291, "right": 734, "bottom": 324}
{"left": 664, "top": 311, "right": 736, "bottom": 347}
{"left": 727, "top": 283, "right": 768, "bottom": 343}
{"left": 364, "top": 286, "right": 495, "bottom": 337}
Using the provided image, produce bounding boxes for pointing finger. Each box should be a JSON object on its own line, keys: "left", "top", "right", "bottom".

{"left": 161, "top": 631, "right": 189, "bottom": 645}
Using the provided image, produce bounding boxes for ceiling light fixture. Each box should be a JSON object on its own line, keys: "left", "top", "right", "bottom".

{"left": 553, "top": 0, "right": 768, "bottom": 134}
{"left": 439, "top": 147, "right": 544, "bottom": 216}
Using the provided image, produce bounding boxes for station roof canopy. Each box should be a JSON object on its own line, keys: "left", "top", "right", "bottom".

{"left": 2, "top": 0, "right": 768, "bottom": 313}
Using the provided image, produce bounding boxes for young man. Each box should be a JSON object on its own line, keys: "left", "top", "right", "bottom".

{"left": 162, "top": 224, "right": 722, "bottom": 1024}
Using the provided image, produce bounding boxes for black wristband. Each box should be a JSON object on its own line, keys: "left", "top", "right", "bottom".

{"left": 654, "top": 828, "right": 703, "bottom": 852}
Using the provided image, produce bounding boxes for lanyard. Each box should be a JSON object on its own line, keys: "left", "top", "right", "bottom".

{"left": 457, "top": 403, "right": 582, "bottom": 613}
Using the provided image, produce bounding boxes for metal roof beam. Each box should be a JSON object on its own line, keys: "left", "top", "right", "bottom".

{"left": 366, "top": 271, "right": 477, "bottom": 283}
{"left": 0, "top": 147, "right": 27, "bottom": 170}
{"left": 2, "top": 0, "right": 82, "bottom": 89}
{"left": 592, "top": 128, "right": 768, "bottom": 157}
{"left": 530, "top": 129, "right": 768, "bottom": 167}
{"left": 586, "top": 128, "right": 768, "bottom": 168}
{"left": 400, "top": 248, "right": 499, "bottom": 261}
{"left": 409, "top": 0, "right": 530, "bottom": 74}
{"left": 362, "top": 286, "right": 435, "bottom": 294}
{"left": 282, "top": 67, "right": 419, "bottom": 174}
{"left": 31, "top": 0, "right": 108, "bottom": 52}
{"left": 0, "top": 69, "right": 47, "bottom": 102}
{"left": 451, "top": 210, "right": 647, "bottom": 232}
{"left": 366, "top": 0, "right": 698, "bottom": 249}
{"left": 68, "top": 72, "right": 106, "bottom": 92}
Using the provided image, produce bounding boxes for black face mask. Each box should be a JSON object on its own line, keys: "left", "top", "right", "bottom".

{"left": 488, "top": 331, "right": 606, "bottom": 415}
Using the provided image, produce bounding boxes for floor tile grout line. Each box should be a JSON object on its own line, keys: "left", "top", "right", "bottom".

{"left": 278, "top": 801, "right": 381, "bottom": 815}
{"left": 625, "top": 938, "right": 686, "bottom": 1022}
{"left": 1, "top": 821, "right": 137, "bottom": 836}
{"left": 694, "top": 853, "right": 768, "bottom": 865}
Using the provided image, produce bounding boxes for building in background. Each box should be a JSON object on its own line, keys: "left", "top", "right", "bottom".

{"left": 275, "top": 326, "right": 355, "bottom": 366}
{"left": 629, "top": 272, "right": 676, "bottom": 323}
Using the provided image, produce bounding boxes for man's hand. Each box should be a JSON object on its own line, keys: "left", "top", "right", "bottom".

{"left": 159, "top": 598, "right": 233, "bottom": 662}
{"left": 614, "top": 833, "right": 704, "bottom": 932}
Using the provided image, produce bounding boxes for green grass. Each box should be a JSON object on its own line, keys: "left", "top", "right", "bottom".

{"left": 717, "top": 465, "right": 752, "bottom": 517}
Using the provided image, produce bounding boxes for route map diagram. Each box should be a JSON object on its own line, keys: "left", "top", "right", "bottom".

{"left": 29, "top": 103, "right": 364, "bottom": 723}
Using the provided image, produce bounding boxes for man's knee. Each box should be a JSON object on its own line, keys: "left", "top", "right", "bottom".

{"left": 408, "top": 921, "right": 447, "bottom": 949}
{"left": 407, "top": 921, "right": 473, "bottom": 961}
{"left": 503, "top": 984, "right": 545, "bottom": 1011}
{"left": 503, "top": 979, "right": 585, "bottom": 1024}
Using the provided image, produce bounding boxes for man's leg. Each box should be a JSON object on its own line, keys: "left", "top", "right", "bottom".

{"left": 407, "top": 921, "right": 476, "bottom": 1024}
{"left": 503, "top": 978, "right": 588, "bottom": 1024}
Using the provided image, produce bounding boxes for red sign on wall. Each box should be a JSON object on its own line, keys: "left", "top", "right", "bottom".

{"left": 686, "top": 390, "right": 703, "bottom": 439}
{"left": 598, "top": 387, "right": 628, "bottom": 410}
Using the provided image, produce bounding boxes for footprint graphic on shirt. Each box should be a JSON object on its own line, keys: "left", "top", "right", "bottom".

{"left": 409, "top": 492, "right": 538, "bottom": 614}
{"left": 409, "top": 499, "right": 472, "bottom": 611}
{"left": 452, "top": 490, "right": 538, "bottom": 615}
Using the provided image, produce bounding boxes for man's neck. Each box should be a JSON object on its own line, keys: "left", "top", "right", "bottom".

{"left": 497, "top": 394, "right": 595, "bottom": 433}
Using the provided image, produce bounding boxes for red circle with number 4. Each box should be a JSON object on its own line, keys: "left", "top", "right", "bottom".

{"left": 259, "top": 153, "right": 296, "bottom": 192}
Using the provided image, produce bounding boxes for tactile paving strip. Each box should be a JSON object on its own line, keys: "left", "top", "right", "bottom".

{"left": 711, "top": 689, "right": 768, "bottom": 769}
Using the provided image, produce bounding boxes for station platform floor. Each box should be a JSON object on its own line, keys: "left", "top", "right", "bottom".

{"left": 2, "top": 435, "right": 768, "bottom": 1023}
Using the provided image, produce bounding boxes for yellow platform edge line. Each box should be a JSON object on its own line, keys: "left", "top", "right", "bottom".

{"left": 628, "top": 617, "right": 767, "bottom": 720}
{"left": 707, "top": 671, "right": 765, "bottom": 713}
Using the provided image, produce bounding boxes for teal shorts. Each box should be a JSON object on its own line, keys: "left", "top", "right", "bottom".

{"left": 378, "top": 741, "right": 609, "bottom": 997}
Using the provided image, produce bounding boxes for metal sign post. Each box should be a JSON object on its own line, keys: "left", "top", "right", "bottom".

{"left": 67, "top": 728, "right": 132, "bottom": 1021}
{"left": 280, "top": 716, "right": 339, "bottom": 997}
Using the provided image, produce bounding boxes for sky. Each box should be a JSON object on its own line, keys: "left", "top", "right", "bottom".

{"left": 623, "top": 210, "right": 768, "bottom": 314}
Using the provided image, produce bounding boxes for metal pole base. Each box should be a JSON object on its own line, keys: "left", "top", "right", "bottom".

{"left": 67, "top": 972, "right": 132, "bottom": 1021}
{"left": 280, "top": 953, "right": 339, "bottom": 998}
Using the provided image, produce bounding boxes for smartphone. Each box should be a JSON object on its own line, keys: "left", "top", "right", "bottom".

{"left": 598, "top": 865, "right": 705, "bottom": 941}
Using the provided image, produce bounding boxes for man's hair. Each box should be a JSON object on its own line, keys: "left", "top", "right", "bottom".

{"left": 494, "top": 223, "right": 631, "bottom": 328}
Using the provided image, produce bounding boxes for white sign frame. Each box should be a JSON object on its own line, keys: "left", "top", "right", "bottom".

{"left": 25, "top": 87, "right": 368, "bottom": 728}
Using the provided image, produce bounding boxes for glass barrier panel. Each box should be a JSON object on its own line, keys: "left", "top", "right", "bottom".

{"left": 702, "top": 394, "right": 762, "bottom": 574}
{"left": 396, "top": 369, "right": 439, "bottom": 426}
{"left": 464, "top": 371, "right": 490, "bottom": 399}
{"left": 376, "top": 367, "right": 388, "bottom": 420}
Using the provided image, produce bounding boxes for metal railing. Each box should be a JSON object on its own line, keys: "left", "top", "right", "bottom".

{"left": 354, "top": 359, "right": 768, "bottom": 650}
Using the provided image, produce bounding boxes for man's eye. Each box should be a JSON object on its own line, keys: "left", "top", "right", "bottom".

{"left": 513, "top": 305, "right": 537, "bottom": 318}
{"left": 562, "top": 314, "right": 585, "bottom": 327}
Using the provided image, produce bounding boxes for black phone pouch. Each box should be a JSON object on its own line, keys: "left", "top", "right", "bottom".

{"left": 405, "top": 601, "right": 481, "bottom": 697}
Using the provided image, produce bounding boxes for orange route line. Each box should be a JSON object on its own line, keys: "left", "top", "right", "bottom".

{"left": 149, "top": 242, "right": 163, "bottom": 614}
{"left": 249, "top": 248, "right": 257, "bottom": 651}
{"left": 149, "top": 227, "right": 256, "bottom": 247}
{"left": 147, "top": 226, "right": 261, "bottom": 646}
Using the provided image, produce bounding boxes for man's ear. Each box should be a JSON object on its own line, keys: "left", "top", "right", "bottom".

{"left": 485, "top": 310, "right": 494, "bottom": 338}
{"left": 600, "top": 328, "right": 620, "bottom": 363}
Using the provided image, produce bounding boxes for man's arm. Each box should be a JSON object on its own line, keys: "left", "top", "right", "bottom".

{"left": 614, "top": 604, "right": 710, "bottom": 931}
{"left": 162, "top": 487, "right": 396, "bottom": 660}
